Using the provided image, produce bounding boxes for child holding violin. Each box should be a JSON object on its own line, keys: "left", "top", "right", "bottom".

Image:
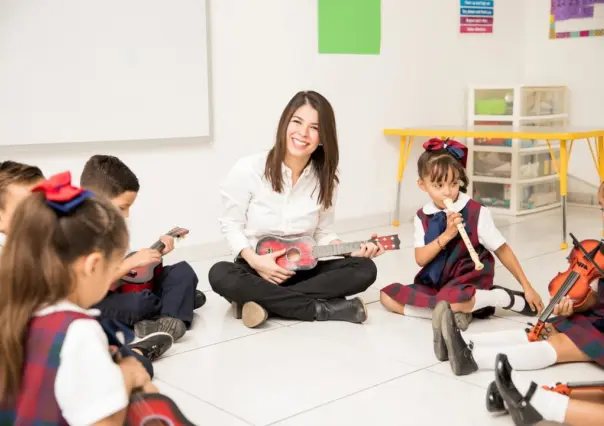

{"left": 433, "top": 181, "right": 604, "bottom": 377}
{"left": 380, "top": 138, "right": 543, "bottom": 336}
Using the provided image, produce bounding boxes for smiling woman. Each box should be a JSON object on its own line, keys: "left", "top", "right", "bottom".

{"left": 208, "top": 90, "right": 382, "bottom": 328}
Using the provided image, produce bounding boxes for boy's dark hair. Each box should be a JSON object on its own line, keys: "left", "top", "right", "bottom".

{"left": 0, "top": 161, "right": 44, "bottom": 209}
{"left": 80, "top": 155, "right": 140, "bottom": 198}
{"left": 417, "top": 150, "right": 469, "bottom": 193}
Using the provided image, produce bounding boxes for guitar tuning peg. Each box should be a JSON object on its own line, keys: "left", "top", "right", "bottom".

{"left": 524, "top": 328, "right": 531, "bottom": 333}
{"left": 545, "top": 327, "right": 552, "bottom": 333}
{"left": 527, "top": 322, "right": 534, "bottom": 326}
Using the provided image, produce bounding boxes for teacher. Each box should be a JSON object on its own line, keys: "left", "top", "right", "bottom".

{"left": 209, "top": 90, "right": 382, "bottom": 328}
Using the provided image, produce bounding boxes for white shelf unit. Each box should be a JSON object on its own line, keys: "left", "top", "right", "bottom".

{"left": 466, "top": 85, "right": 569, "bottom": 216}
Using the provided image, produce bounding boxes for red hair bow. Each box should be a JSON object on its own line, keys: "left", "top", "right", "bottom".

{"left": 32, "top": 171, "right": 93, "bottom": 214}
{"left": 423, "top": 138, "right": 468, "bottom": 168}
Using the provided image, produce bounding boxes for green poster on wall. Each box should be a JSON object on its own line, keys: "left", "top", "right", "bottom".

{"left": 318, "top": 0, "right": 381, "bottom": 54}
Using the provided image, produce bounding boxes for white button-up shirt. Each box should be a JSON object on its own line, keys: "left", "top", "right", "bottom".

{"left": 218, "top": 152, "right": 339, "bottom": 257}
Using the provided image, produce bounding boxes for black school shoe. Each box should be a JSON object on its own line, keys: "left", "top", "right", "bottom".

{"left": 128, "top": 331, "right": 173, "bottom": 361}
{"left": 134, "top": 316, "right": 187, "bottom": 342}
{"left": 493, "top": 353, "right": 544, "bottom": 426}
{"left": 441, "top": 302, "right": 478, "bottom": 376}
{"left": 315, "top": 297, "right": 367, "bottom": 323}
{"left": 194, "top": 289, "right": 206, "bottom": 310}
{"left": 492, "top": 286, "right": 538, "bottom": 316}
{"left": 432, "top": 301, "right": 450, "bottom": 361}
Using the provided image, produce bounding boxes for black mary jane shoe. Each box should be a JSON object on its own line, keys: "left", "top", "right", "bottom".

{"left": 494, "top": 354, "right": 544, "bottom": 426}
{"left": 493, "top": 285, "right": 538, "bottom": 317}
{"left": 486, "top": 380, "right": 507, "bottom": 414}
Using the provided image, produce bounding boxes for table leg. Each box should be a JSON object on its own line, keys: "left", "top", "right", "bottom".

{"left": 560, "top": 139, "right": 568, "bottom": 250}
{"left": 393, "top": 136, "right": 413, "bottom": 226}
{"left": 598, "top": 136, "right": 604, "bottom": 237}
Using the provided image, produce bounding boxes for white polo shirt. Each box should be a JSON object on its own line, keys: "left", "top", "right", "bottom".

{"left": 35, "top": 300, "right": 129, "bottom": 425}
{"left": 413, "top": 192, "right": 506, "bottom": 253}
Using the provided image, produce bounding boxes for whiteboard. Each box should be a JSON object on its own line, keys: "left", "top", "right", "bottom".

{"left": 0, "top": 0, "right": 210, "bottom": 146}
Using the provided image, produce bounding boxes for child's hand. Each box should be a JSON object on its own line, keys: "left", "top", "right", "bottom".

{"left": 524, "top": 286, "right": 544, "bottom": 314}
{"left": 444, "top": 212, "right": 463, "bottom": 239}
{"left": 159, "top": 235, "right": 175, "bottom": 255}
{"left": 553, "top": 296, "right": 574, "bottom": 317}
{"left": 127, "top": 248, "right": 161, "bottom": 269}
{"left": 119, "top": 356, "right": 151, "bottom": 390}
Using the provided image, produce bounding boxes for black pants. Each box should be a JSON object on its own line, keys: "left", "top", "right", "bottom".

{"left": 208, "top": 257, "right": 377, "bottom": 321}
{"left": 94, "top": 261, "right": 198, "bottom": 327}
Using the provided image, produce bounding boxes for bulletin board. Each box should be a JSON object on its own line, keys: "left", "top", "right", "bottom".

{"left": 550, "top": 0, "right": 604, "bottom": 38}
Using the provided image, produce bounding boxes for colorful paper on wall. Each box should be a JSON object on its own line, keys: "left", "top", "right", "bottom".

{"left": 460, "top": 0, "right": 494, "bottom": 33}
{"left": 318, "top": 0, "right": 381, "bottom": 54}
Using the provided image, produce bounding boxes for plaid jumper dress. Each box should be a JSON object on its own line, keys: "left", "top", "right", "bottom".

{"left": 381, "top": 199, "right": 496, "bottom": 309}
{"left": 0, "top": 311, "right": 93, "bottom": 425}
{"left": 550, "top": 278, "right": 604, "bottom": 366}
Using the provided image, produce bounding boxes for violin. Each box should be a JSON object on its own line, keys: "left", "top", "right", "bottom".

{"left": 526, "top": 233, "right": 604, "bottom": 342}
{"left": 543, "top": 380, "right": 604, "bottom": 396}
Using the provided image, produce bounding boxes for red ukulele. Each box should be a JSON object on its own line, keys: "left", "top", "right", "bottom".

{"left": 126, "top": 392, "right": 196, "bottom": 425}
{"left": 255, "top": 234, "right": 401, "bottom": 271}
{"left": 117, "top": 227, "right": 189, "bottom": 294}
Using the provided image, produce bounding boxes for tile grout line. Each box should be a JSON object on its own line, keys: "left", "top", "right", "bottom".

{"left": 154, "top": 378, "right": 257, "bottom": 426}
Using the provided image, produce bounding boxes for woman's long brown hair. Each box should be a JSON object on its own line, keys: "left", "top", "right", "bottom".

{"left": 264, "top": 91, "right": 339, "bottom": 209}
{"left": 0, "top": 192, "right": 128, "bottom": 402}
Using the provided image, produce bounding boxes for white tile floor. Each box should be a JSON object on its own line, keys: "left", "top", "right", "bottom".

{"left": 153, "top": 206, "right": 604, "bottom": 426}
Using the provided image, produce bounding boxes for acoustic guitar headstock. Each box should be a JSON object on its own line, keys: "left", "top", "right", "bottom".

{"left": 165, "top": 227, "right": 190, "bottom": 240}
{"left": 371, "top": 234, "right": 401, "bottom": 251}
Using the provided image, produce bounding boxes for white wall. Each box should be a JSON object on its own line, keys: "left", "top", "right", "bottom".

{"left": 523, "top": 0, "right": 604, "bottom": 185}
{"left": 0, "top": 0, "right": 525, "bottom": 256}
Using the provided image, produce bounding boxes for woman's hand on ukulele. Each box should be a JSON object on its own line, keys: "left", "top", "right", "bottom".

{"left": 444, "top": 212, "right": 463, "bottom": 240}
{"left": 250, "top": 249, "right": 295, "bottom": 285}
{"left": 159, "top": 235, "right": 175, "bottom": 255}
{"left": 553, "top": 296, "right": 574, "bottom": 317}
{"left": 349, "top": 234, "right": 385, "bottom": 258}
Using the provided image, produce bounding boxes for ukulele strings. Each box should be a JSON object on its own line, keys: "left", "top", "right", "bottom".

{"left": 542, "top": 271, "right": 579, "bottom": 320}
{"left": 129, "top": 393, "right": 172, "bottom": 426}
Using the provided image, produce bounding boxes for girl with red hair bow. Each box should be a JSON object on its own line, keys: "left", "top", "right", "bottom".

{"left": 379, "top": 138, "right": 543, "bottom": 361}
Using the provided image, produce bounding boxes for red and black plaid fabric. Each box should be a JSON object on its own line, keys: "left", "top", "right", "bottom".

{"left": 550, "top": 280, "right": 604, "bottom": 366}
{"left": 0, "top": 310, "right": 94, "bottom": 425}
{"left": 381, "top": 199, "right": 495, "bottom": 309}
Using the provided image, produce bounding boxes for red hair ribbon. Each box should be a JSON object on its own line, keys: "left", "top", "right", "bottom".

{"left": 32, "top": 171, "right": 93, "bottom": 214}
{"left": 422, "top": 138, "right": 468, "bottom": 168}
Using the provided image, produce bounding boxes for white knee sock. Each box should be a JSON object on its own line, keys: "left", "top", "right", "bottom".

{"left": 510, "top": 371, "right": 569, "bottom": 423}
{"left": 472, "top": 341, "right": 557, "bottom": 371}
{"left": 403, "top": 305, "right": 433, "bottom": 319}
{"left": 473, "top": 289, "right": 526, "bottom": 312}
{"left": 466, "top": 329, "right": 529, "bottom": 347}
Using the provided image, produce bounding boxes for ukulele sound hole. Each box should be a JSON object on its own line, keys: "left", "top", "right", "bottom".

{"left": 285, "top": 247, "right": 301, "bottom": 263}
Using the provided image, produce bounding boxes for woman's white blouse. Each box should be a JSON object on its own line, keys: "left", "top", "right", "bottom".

{"left": 218, "top": 152, "right": 339, "bottom": 257}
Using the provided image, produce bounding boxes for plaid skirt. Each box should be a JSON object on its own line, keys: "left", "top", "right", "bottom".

{"left": 550, "top": 308, "right": 604, "bottom": 366}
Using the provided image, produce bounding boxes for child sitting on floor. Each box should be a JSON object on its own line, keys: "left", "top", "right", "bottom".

{"left": 80, "top": 154, "right": 205, "bottom": 341}
{"left": 380, "top": 138, "right": 543, "bottom": 351}
{"left": 0, "top": 172, "right": 157, "bottom": 425}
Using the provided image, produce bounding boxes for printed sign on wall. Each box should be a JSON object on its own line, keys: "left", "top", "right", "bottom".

{"left": 460, "top": 0, "right": 494, "bottom": 33}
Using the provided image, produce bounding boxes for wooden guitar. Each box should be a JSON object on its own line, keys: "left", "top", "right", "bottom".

{"left": 117, "top": 227, "right": 189, "bottom": 294}
{"left": 255, "top": 234, "right": 401, "bottom": 271}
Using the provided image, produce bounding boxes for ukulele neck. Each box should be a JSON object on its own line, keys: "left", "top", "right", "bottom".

{"left": 312, "top": 239, "right": 372, "bottom": 258}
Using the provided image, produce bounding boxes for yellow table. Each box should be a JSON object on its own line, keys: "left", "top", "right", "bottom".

{"left": 383, "top": 125, "right": 604, "bottom": 249}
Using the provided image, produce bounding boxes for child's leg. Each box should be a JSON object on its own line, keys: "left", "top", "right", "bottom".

{"left": 94, "top": 290, "right": 162, "bottom": 326}
{"left": 135, "top": 261, "right": 198, "bottom": 341}
{"left": 155, "top": 261, "right": 198, "bottom": 326}
{"left": 379, "top": 292, "right": 432, "bottom": 318}
{"left": 437, "top": 303, "right": 582, "bottom": 375}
